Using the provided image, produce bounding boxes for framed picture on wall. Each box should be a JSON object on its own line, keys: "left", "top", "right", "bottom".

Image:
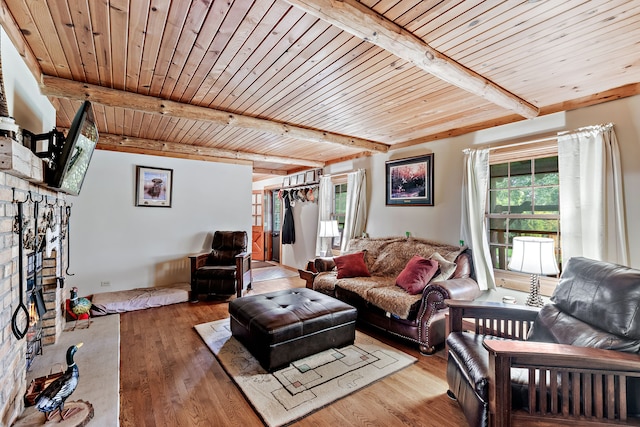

{"left": 304, "top": 169, "right": 316, "bottom": 183}
{"left": 283, "top": 176, "right": 290, "bottom": 187}
{"left": 385, "top": 154, "right": 434, "bottom": 206}
{"left": 135, "top": 166, "right": 173, "bottom": 207}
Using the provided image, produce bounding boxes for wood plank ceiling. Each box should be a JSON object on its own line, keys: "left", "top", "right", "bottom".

{"left": 2, "top": 0, "right": 640, "bottom": 181}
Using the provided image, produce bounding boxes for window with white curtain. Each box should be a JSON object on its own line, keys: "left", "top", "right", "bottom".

{"left": 486, "top": 141, "right": 561, "bottom": 295}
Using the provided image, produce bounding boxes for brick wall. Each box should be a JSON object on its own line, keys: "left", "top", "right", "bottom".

{"left": 0, "top": 172, "right": 69, "bottom": 426}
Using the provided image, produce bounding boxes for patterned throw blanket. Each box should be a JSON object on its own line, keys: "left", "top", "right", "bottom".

{"left": 315, "top": 237, "right": 467, "bottom": 320}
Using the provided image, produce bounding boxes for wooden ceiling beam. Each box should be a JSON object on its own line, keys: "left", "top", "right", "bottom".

{"left": 253, "top": 168, "right": 287, "bottom": 176}
{"left": 41, "top": 76, "right": 390, "bottom": 153}
{"left": 283, "top": 0, "right": 539, "bottom": 119}
{"left": 96, "top": 132, "right": 325, "bottom": 168}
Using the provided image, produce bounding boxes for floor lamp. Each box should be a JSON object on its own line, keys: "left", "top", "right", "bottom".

{"left": 508, "top": 236, "right": 559, "bottom": 307}
{"left": 318, "top": 220, "right": 340, "bottom": 257}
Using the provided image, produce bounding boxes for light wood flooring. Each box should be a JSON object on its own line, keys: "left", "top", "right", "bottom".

{"left": 119, "top": 275, "right": 468, "bottom": 427}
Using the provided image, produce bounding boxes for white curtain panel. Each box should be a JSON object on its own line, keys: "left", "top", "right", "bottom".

{"left": 460, "top": 149, "right": 496, "bottom": 290}
{"left": 557, "top": 123, "right": 628, "bottom": 266}
{"left": 341, "top": 169, "right": 367, "bottom": 252}
{"left": 315, "top": 175, "right": 334, "bottom": 256}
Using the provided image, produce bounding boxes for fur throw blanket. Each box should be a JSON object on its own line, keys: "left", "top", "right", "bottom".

{"left": 315, "top": 237, "right": 468, "bottom": 320}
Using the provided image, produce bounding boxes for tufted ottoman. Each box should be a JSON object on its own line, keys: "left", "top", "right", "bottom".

{"left": 229, "top": 288, "right": 357, "bottom": 371}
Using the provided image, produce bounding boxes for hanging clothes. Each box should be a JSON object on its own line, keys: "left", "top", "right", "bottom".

{"left": 282, "top": 192, "right": 295, "bottom": 244}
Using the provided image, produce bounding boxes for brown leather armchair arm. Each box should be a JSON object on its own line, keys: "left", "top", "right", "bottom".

{"left": 483, "top": 339, "right": 640, "bottom": 426}
{"left": 235, "top": 251, "right": 252, "bottom": 298}
{"left": 189, "top": 252, "right": 210, "bottom": 284}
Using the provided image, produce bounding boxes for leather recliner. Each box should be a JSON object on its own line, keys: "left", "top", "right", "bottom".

{"left": 189, "top": 231, "right": 252, "bottom": 300}
{"left": 446, "top": 257, "right": 640, "bottom": 426}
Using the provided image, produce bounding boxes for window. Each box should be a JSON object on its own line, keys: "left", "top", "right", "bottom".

{"left": 487, "top": 153, "right": 561, "bottom": 293}
{"left": 332, "top": 182, "right": 347, "bottom": 249}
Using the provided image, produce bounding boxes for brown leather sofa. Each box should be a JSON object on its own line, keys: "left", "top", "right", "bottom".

{"left": 446, "top": 256, "right": 640, "bottom": 427}
{"left": 300, "top": 237, "right": 481, "bottom": 354}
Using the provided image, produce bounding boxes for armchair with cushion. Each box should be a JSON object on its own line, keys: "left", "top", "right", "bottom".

{"left": 189, "top": 231, "right": 252, "bottom": 301}
{"left": 445, "top": 256, "right": 640, "bottom": 427}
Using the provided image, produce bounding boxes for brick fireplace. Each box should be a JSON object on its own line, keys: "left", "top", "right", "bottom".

{"left": 0, "top": 171, "right": 70, "bottom": 426}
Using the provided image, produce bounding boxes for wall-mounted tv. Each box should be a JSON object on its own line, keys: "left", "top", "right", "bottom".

{"left": 46, "top": 101, "right": 99, "bottom": 196}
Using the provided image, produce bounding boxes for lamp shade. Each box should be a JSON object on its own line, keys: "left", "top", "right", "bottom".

{"left": 318, "top": 220, "right": 340, "bottom": 238}
{"left": 508, "top": 236, "right": 559, "bottom": 275}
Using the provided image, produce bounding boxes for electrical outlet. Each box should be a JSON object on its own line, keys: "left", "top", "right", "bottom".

{"left": 100, "top": 281, "right": 111, "bottom": 287}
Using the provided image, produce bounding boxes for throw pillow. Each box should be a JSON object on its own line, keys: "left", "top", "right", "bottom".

{"left": 395, "top": 255, "right": 440, "bottom": 295}
{"left": 430, "top": 252, "right": 458, "bottom": 282}
{"left": 334, "top": 251, "right": 371, "bottom": 279}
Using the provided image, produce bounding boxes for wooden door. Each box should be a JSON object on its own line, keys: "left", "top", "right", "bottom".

{"left": 251, "top": 191, "right": 264, "bottom": 261}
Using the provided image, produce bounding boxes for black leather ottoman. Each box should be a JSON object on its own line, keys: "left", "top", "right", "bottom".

{"left": 229, "top": 288, "right": 357, "bottom": 372}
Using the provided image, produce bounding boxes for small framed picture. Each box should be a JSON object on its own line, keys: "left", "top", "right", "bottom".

{"left": 304, "top": 169, "right": 316, "bottom": 183}
{"left": 135, "top": 166, "right": 173, "bottom": 207}
{"left": 296, "top": 173, "right": 305, "bottom": 185}
{"left": 283, "top": 176, "right": 290, "bottom": 187}
{"left": 290, "top": 174, "right": 299, "bottom": 186}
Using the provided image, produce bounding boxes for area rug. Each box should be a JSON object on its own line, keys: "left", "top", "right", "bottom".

{"left": 252, "top": 260, "right": 276, "bottom": 269}
{"left": 195, "top": 318, "right": 416, "bottom": 427}
{"left": 252, "top": 266, "right": 299, "bottom": 282}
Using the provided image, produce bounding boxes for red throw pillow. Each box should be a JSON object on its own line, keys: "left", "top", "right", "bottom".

{"left": 395, "top": 255, "right": 440, "bottom": 295}
{"left": 334, "top": 251, "right": 371, "bottom": 279}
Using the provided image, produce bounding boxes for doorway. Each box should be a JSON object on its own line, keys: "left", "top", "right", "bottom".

{"left": 251, "top": 191, "right": 264, "bottom": 261}
{"left": 270, "top": 190, "right": 281, "bottom": 263}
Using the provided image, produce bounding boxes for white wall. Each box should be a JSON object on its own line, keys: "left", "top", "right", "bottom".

{"left": 1, "top": 29, "right": 55, "bottom": 132}
{"left": 69, "top": 151, "right": 252, "bottom": 295}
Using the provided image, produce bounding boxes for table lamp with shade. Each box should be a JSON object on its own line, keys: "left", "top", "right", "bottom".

{"left": 508, "top": 236, "right": 559, "bottom": 307}
{"left": 318, "top": 220, "right": 340, "bottom": 257}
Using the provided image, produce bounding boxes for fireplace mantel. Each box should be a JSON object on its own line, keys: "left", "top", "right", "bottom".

{"left": 0, "top": 136, "right": 44, "bottom": 183}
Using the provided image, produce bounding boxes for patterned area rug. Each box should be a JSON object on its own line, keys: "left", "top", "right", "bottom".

{"left": 195, "top": 318, "right": 416, "bottom": 427}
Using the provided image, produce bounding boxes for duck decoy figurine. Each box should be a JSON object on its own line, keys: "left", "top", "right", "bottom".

{"left": 70, "top": 287, "right": 92, "bottom": 330}
{"left": 35, "top": 343, "right": 83, "bottom": 421}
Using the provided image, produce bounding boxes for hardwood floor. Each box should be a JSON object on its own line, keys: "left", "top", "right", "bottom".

{"left": 119, "top": 276, "right": 468, "bottom": 427}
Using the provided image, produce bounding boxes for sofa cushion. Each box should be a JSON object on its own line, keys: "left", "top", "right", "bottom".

{"left": 366, "top": 285, "right": 422, "bottom": 319}
{"left": 334, "top": 251, "right": 370, "bottom": 279}
{"left": 430, "top": 253, "right": 458, "bottom": 282}
{"left": 552, "top": 257, "right": 640, "bottom": 340}
{"left": 334, "top": 276, "right": 391, "bottom": 300}
{"left": 396, "top": 255, "right": 440, "bottom": 295}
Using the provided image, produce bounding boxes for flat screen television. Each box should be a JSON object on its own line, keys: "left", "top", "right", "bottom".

{"left": 46, "top": 101, "right": 99, "bottom": 195}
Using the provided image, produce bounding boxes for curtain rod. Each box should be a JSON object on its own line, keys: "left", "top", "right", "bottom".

{"left": 486, "top": 134, "right": 558, "bottom": 151}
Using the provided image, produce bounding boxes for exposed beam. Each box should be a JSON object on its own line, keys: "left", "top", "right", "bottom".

{"left": 41, "top": 76, "right": 389, "bottom": 153}
{"left": 253, "top": 168, "right": 287, "bottom": 176}
{"left": 283, "top": 0, "right": 539, "bottom": 119}
{"left": 96, "top": 133, "right": 325, "bottom": 168}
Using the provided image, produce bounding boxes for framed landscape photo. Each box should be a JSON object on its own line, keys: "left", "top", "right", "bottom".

{"left": 385, "top": 154, "right": 434, "bottom": 206}
{"left": 135, "top": 166, "right": 173, "bottom": 207}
